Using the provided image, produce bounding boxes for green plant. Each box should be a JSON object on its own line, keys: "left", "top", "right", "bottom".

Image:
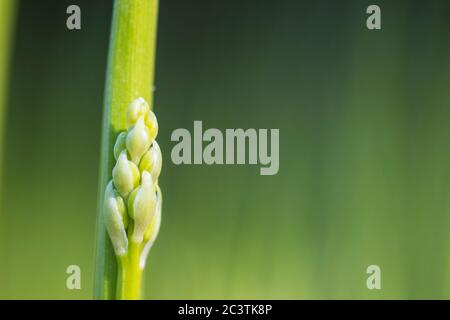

{"left": 94, "top": 0, "right": 160, "bottom": 300}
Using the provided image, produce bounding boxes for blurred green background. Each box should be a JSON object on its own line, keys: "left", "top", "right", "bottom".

{"left": 1, "top": 0, "right": 450, "bottom": 299}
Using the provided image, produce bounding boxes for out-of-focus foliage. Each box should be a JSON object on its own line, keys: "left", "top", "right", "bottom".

{"left": 2, "top": 0, "right": 450, "bottom": 299}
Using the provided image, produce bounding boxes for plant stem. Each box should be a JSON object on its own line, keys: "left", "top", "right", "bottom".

{"left": 117, "top": 241, "right": 143, "bottom": 299}
{"left": 94, "top": 0, "right": 159, "bottom": 300}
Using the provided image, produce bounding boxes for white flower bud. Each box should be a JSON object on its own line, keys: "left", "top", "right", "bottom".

{"left": 103, "top": 181, "right": 128, "bottom": 256}
{"left": 127, "top": 171, "right": 157, "bottom": 243}
{"left": 145, "top": 110, "right": 158, "bottom": 141}
{"left": 126, "top": 117, "right": 152, "bottom": 164}
{"left": 113, "top": 132, "right": 128, "bottom": 160}
{"left": 112, "top": 151, "right": 140, "bottom": 198}
{"left": 127, "top": 97, "right": 150, "bottom": 128}
{"left": 139, "top": 140, "right": 162, "bottom": 182}
{"left": 140, "top": 186, "right": 162, "bottom": 269}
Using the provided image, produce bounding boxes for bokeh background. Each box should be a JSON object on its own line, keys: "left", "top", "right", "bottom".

{"left": 1, "top": 0, "right": 450, "bottom": 299}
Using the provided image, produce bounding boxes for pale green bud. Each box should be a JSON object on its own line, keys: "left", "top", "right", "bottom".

{"left": 127, "top": 97, "right": 150, "bottom": 128}
{"left": 145, "top": 110, "right": 158, "bottom": 141}
{"left": 140, "top": 186, "right": 162, "bottom": 269}
{"left": 139, "top": 140, "right": 162, "bottom": 182}
{"left": 113, "top": 132, "right": 128, "bottom": 160}
{"left": 143, "top": 185, "right": 162, "bottom": 243}
{"left": 112, "top": 151, "right": 140, "bottom": 198}
{"left": 126, "top": 117, "right": 152, "bottom": 164}
{"left": 103, "top": 181, "right": 128, "bottom": 256}
{"left": 127, "top": 171, "right": 157, "bottom": 243}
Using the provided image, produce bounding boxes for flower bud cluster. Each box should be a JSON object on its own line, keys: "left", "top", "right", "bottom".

{"left": 104, "top": 98, "right": 162, "bottom": 263}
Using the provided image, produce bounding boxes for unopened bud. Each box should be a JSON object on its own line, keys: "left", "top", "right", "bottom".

{"left": 140, "top": 186, "right": 162, "bottom": 269}
{"left": 112, "top": 151, "right": 140, "bottom": 198}
{"left": 143, "top": 185, "right": 162, "bottom": 243}
{"left": 127, "top": 97, "right": 150, "bottom": 128}
{"left": 139, "top": 140, "right": 162, "bottom": 182}
{"left": 126, "top": 117, "right": 152, "bottom": 164}
{"left": 103, "top": 181, "right": 128, "bottom": 256}
{"left": 128, "top": 171, "right": 157, "bottom": 243}
{"left": 145, "top": 110, "right": 158, "bottom": 141}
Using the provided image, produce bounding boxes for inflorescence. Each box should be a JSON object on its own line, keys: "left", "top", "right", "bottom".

{"left": 103, "top": 97, "right": 162, "bottom": 269}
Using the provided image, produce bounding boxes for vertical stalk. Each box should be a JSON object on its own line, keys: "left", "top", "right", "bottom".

{"left": 117, "top": 241, "right": 144, "bottom": 299}
{"left": 94, "top": 0, "right": 159, "bottom": 299}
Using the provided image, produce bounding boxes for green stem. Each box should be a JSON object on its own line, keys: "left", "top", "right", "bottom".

{"left": 94, "top": 0, "right": 159, "bottom": 300}
{"left": 117, "top": 241, "right": 143, "bottom": 300}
